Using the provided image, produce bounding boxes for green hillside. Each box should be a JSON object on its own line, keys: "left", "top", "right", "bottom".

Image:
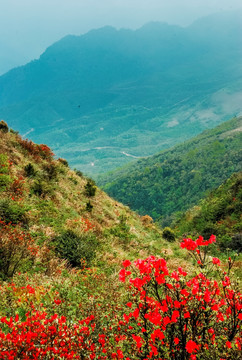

{"left": 0, "top": 12, "right": 242, "bottom": 174}
{"left": 173, "top": 172, "right": 242, "bottom": 252}
{"left": 99, "top": 116, "right": 242, "bottom": 222}
{"left": 0, "top": 121, "right": 178, "bottom": 279}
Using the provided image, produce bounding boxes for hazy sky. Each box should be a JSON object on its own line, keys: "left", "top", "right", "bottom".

{"left": 0, "top": 0, "right": 242, "bottom": 73}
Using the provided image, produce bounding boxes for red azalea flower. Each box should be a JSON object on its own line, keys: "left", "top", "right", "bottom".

{"left": 122, "top": 260, "right": 131, "bottom": 268}
{"left": 212, "top": 257, "right": 221, "bottom": 266}
{"left": 186, "top": 340, "right": 199, "bottom": 354}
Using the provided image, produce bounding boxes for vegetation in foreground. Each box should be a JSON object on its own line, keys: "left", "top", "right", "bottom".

{"left": 0, "top": 235, "right": 241, "bottom": 359}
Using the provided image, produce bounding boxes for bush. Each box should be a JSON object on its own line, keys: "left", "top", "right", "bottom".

{"left": 84, "top": 179, "right": 96, "bottom": 197}
{"left": 58, "top": 158, "right": 69, "bottom": 167}
{"left": 0, "top": 154, "right": 13, "bottom": 191}
{"left": 42, "top": 162, "right": 58, "bottom": 181}
{"left": 24, "top": 163, "right": 36, "bottom": 177}
{"left": 53, "top": 230, "right": 98, "bottom": 268}
{"left": 0, "top": 120, "right": 8, "bottom": 133}
{"left": 31, "top": 178, "right": 52, "bottom": 197}
{"left": 162, "top": 226, "right": 176, "bottom": 242}
{"left": 117, "top": 235, "right": 242, "bottom": 359}
{"left": 86, "top": 201, "right": 93, "bottom": 212}
{"left": 0, "top": 174, "right": 12, "bottom": 191}
{"left": 0, "top": 220, "right": 37, "bottom": 278}
{"left": 74, "top": 169, "right": 83, "bottom": 177}
{"left": 0, "top": 199, "right": 27, "bottom": 225}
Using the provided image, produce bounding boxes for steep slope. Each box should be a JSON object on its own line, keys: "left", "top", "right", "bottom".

{"left": 0, "top": 12, "right": 242, "bottom": 174}
{"left": 0, "top": 121, "right": 169, "bottom": 278}
{"left": 99, "top": 116, "right": 242, "bottom": 222}
{"left": 173, "top": 172, "right": 242, "bottom": 252}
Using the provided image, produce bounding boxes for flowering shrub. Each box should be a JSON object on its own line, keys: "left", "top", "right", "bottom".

{"left": 117, "top": 235, "right": 242, "bottom": 359}
{"left": 0, "top": 235, "right": 241, "bottom": 359}
{"left": 0, "top": 220, "right": 38, "bottom": 278}
{"left": 0, "top": 154, "right": 12, "bottom": 192}
{"left": 17, "top": 137, "right": 54, "bottom": 161}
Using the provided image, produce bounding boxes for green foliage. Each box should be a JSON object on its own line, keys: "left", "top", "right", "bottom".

{"left": 100, "top": 117, "right": 242, "bottom": 222}
{"left": 58, "top": 158, "right": 69, "bottom": 167}
{"left": 162, "top": 227, "right": 176, "bottom": 242}
{"left": 53, "top": 230, "right": 98, "bottom": 268}
{"left": 0, "top": 199, "right": 27, "bottom": 225}
{"left": 86, "top": 201, "right": 93, "bottom": 212}
{"left": 0, "top": 174, "right": 12, "bottom": 192}
{"left": 109, "top": 215, "right": 134, "bottom": 246}
{"left": 31, "top": 178, "right": 53, "bottom": 197}
{"left": 42, "top": 162, "right": 58, "bottom": 181}
{"left": 9, "top": 128, "right": 19, "bottom": 135}
{"left": 0, "top": 154, "right": 12, "bottom": 191}
{"left": 24, "top": 163, "right": 36, "bottom": 177}
{"left": 74, "top": 169, "right": 83, "bottom": 177}
{"left": 84, "top": 179, "right": 96, "bottom": 197}
{"left": 0, "top": 120, "right": 8, "bottom": 133}
{"left": 174, "top": 172, "right": 242, "bottom": 252}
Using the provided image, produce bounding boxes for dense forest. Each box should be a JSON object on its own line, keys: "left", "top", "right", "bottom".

{"left": 100, "top": 116, "right": 242, "bottom": 222}
{"left": 173, "top": 172, "right": 242, "bottom": 252}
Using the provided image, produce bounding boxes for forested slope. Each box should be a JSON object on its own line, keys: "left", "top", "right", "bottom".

{"left": 100, "top": 116, "right": 242, "bottom": 222}
{"left": 173, "top": 172, "right": 242, "bottom": 252}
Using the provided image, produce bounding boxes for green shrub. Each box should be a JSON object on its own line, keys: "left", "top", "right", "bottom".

{"left": 58, "top": 158, "right": 69, "bottom": 167}
{"left": 24, "top": 163, "right": 36, "bottom": 177}
{"left": 42, "top": 162, "right": 58, "bottom": 181}
{"left": 0, "top": 174, "right": 12, "bottom": 191}
{"left": 53, "top": 230, "right": 98, "bottom": 267}
{"left": 0, "top": 120, "right": 8, "bottom": 133}
{"left": 84, "top": 179, "right": 96, "bottom": 197}
{"left": 218, "top": 234, "right": 242, "bottom": 252}
{"left": 0, "top": 154, "right": 9, "bottom": 174}
{"left": 162, "top": 227, "right": 176, "bottom": 242}
{"left": 86, "top": 201, "right": 93, "bottom": 212}
{"left": 0, "top": 154, "right": 12, "bottom": 191}
{"left": 31, "top": 178, "right": 52, "bottom": 197}
{"left": 74, "top": 169, "right": 83, "bottom": 177}
{"left": 0, "top": 199, "right": 27, "bottom": 225}
{"left": 110, "top": 215, "right": 133, "bottom": 245}
{"left": 9, "top": 128, "right": 19, "bottom": 135}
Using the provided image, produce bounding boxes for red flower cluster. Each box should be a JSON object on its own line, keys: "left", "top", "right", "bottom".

{"left": 0, "top": 220, "right": 39, "bottom": 277}
{"left": 0, "top": 235, "right": 241, "bottom": 359}
{"left": 17, "top": 137, "right": 54, "bottom": 161}
{"left": 180, "top": 235, "right": 216, "bottom": 251}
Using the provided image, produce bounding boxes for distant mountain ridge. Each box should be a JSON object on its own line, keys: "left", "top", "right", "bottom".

{"left": 0, "top": 11, "right": 242, "bottom": 174}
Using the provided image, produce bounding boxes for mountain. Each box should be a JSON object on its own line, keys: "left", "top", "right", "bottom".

{"left": 0, "top": 11, "right": 242, "bottom": 175}
{"left": 99, "top": 116, "right": 242, "bottom": 222}
{"left": 173, "top": 172, "right": 242, "bottom": 252}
